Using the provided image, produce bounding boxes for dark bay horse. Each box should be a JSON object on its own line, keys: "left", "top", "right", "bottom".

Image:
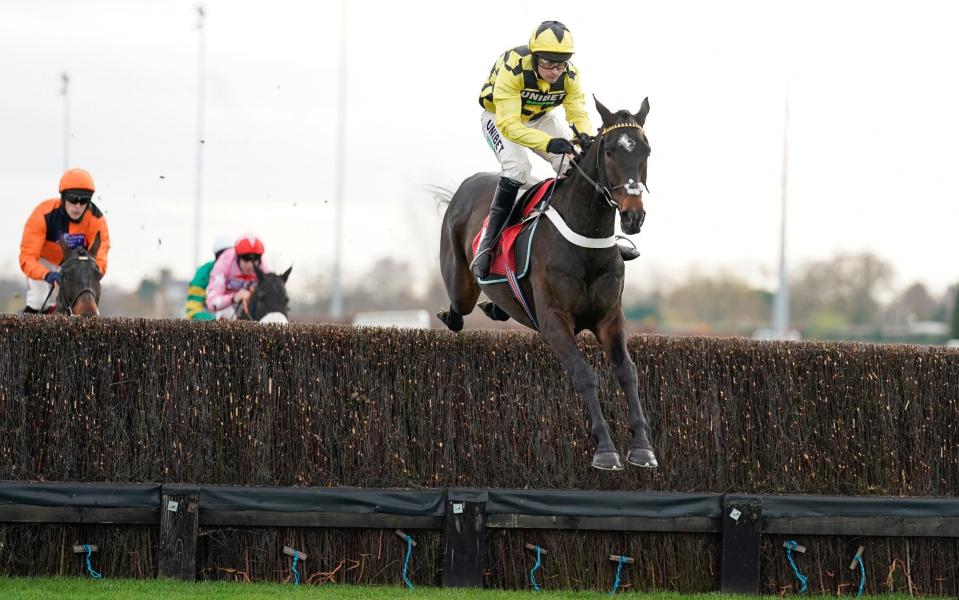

{"left": 55, "top": 232, "right": 103, "bottom": 317}
{"left": 438, "top": 97, "right": 656, "bottom": 470}
{"left": 236, "top": 265, "right": 292, "bottom": 323}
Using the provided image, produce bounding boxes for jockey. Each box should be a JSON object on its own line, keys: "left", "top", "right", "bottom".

{"left": 473, "top": 21, "right": 637, "bottom": 279}
{"left": 185, "top": 233, "right": 234, "bottom": 321}
{"left": 205, "top": 234, "right": 272, "bottom": 319}
{"left": 18, "top": 168, "right": 110, "bottom": 314}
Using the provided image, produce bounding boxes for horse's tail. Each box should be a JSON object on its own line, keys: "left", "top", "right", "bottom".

{"left": 423, "top": 184, "right": 455, "bottom": 210}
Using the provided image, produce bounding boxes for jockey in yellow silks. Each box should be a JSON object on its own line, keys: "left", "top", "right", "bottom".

{"left": 472, "top": 21, "right": 594, "bottom": 278}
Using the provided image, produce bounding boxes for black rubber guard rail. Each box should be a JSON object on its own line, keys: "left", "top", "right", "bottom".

{"left": 2, "top": 482, "right": 959, "bottom": 536}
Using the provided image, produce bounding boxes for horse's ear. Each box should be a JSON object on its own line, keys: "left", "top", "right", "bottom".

{"left": 593, "top": 95, "right": 614, "bottom": 126}
{"left": 88, "top": 232, "right": 101, "bottom": 259}
{"left": 634, "top": 97, "right": 650, "bottom": 127}
{"left": 280, "top": 266, "right": 292, "bottom": 283}
{"left": 59, "top": 234, "right": 70, "bottom": 255}
{"left": 253, "top": 262, "right": 265, "bottom": 280}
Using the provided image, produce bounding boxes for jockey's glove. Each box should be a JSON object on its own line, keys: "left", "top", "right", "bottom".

{"left": 44, "top": 271, "right": 61, "bottom": 285}
{"left": 546, "top": 138, "right": 575, "bottom": 155}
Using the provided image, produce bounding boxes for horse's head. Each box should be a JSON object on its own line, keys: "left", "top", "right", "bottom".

{"left": 57, "top": 232, "right": 102, "bottom": 317}
{"left": 248, "top": 264, "right": 291, "bottom": 324}
{"left": 591, "top": 96, "right": 651, "bottom": 235}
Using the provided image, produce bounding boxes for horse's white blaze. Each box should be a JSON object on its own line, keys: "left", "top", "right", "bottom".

{"left": 618, "top": 133, "right": 635, "bottom": 152}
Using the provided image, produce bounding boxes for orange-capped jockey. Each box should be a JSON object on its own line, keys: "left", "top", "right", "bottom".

{"left": 206, "top": 234, "right": 272, "bottom": 319}
{"left": 18, "top": 168, "right": 111, "bottom": 314}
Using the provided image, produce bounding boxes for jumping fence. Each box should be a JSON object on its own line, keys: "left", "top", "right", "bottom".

{"left": 1, "top": 316, "right": 958, "bottom": 593}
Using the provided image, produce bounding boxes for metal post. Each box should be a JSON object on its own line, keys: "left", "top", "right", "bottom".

{"left": 329, "top": 0, "right": 347, "bottom": 320}
{"left": 61, "top": 72, "right": 70, "bottom": 170}
{"left": 772, "top": 91, "right": 790, "bottom": 338}
{"left": 193, "top": 5, "right": 206, "bottom": 267}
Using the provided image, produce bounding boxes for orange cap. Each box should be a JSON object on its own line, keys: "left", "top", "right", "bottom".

{"left": 59, "top": 168, "right": 95, "bottom": 193}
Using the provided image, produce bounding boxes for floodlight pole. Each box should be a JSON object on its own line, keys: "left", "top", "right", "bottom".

{"left": 772, "top": 92, "right": 790, "bottom": 338}
{"left": 329, "top": 0, "right": 348, "bottom": 320}
{"left": 193, "top": 5, "right": 207, "bottom": 267}
{"left": 61, "top": 73, "right": 70, "bottom": 170}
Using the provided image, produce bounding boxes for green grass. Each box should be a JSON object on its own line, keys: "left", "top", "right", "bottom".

{"left": 0, "top": 578, "right": 925, "bottom": 600}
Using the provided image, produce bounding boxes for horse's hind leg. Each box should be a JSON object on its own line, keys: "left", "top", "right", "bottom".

{"left": 478, "top": 301, "right": 510, "bottom": 322}
{"left": 438, "top": 305, "right": 464, "bottom": 331}
{"left": 595, "top": 311, "right": 658, "bottom": 468}
{"left": 438, "top": 223, "right": 480, "bottom": 332}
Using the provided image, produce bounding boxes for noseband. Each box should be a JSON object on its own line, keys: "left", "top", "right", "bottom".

{"left": 570, "top": 122, "right": 648, "bottom": 209}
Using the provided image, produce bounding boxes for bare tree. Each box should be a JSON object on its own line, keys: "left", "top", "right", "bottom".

{"left": 886, "top": 282, "right": 939, "bottom": 324}
{"left": 660, "top": 272, "right": 770, "bottom": 334}
{"left": 791, "top": 252, "right": 895, "bottom": 327}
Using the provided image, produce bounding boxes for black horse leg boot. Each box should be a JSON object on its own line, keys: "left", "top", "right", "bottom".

{"left": 471, "top": 177, "right": 521, "bottom": 279}
{"left": 619, "top": 245, "right": 641, "bottom": 261}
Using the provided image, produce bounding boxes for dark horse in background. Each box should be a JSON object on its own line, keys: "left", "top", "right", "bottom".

{"left": 55, "top": 232, "right": 103, "bottom": 317}
{"left": 235, "top": 265, "right": 292, "bottom": 324}
{"left": 438, "top": 97, "right": 657, "bottom": 470}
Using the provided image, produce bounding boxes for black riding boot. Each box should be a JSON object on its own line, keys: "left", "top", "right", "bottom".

{"left": 471, "top": 177, "right": 522, "bottom": 279}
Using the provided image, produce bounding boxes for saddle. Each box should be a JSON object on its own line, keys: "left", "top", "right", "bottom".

{"left": 471, "top": 179, "right": 556, "bottom": 284}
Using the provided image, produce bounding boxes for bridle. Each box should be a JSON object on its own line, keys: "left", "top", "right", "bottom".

{"left": 569, "top": 122, "right": 648, "bottom": 209}
{"left": 58, "top": 255, "right": 101, "bottom": 315}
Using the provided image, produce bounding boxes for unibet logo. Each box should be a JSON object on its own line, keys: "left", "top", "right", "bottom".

{"left": 485, "top": 119, "right": 506, "bottom": 154}
{"left": 521, "top": 90, "right": 566, "bottom": 107}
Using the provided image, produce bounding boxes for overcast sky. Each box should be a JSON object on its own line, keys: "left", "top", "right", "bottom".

{"left": 2, "top": 0, "right": 957, "bottom": 299}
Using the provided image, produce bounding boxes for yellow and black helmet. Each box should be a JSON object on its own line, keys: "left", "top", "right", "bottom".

{"left": 528, "top": 21, "right": 574, "bottom": 62}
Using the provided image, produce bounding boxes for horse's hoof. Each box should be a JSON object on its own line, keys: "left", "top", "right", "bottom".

{"left": 627, "top": 448, "right": 659, "bottom": 468}
{"left": 437, "top": 310, "right": 463, "bottom": 332}
{"left": 478, "top": 301, "right": 510, "bottom": 322}
{"left": 591, "top": 451, "right": 624, "bottom": 471}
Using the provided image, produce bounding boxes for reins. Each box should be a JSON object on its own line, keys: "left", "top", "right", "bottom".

{"left": 235, "top": 285, "right": 256, "bottom": 320}
{"left": 38, "top": 286, "right": 56, "bottom": 314}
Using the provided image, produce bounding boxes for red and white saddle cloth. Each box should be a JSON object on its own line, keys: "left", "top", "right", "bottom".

{"left": 471, "top": 179, "right": 555, "bottom": 284}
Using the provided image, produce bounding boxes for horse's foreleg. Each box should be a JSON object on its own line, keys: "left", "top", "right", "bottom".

{"left": 595, "top": 312, "right": 658, "bottom": 468}
{"left": 540, "top": 310, "right": 623, "bottom": 471}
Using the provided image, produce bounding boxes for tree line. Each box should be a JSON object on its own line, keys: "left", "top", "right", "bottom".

{"left": 2, "top": 252, "right": 957, "bottom": 343}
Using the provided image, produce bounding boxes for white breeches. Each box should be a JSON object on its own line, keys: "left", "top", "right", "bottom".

{"left": 480, "top": 110, "right": 572, "bottom": 184}
{"left": 24, "top": 258, "right": 59, "bottom": 310}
